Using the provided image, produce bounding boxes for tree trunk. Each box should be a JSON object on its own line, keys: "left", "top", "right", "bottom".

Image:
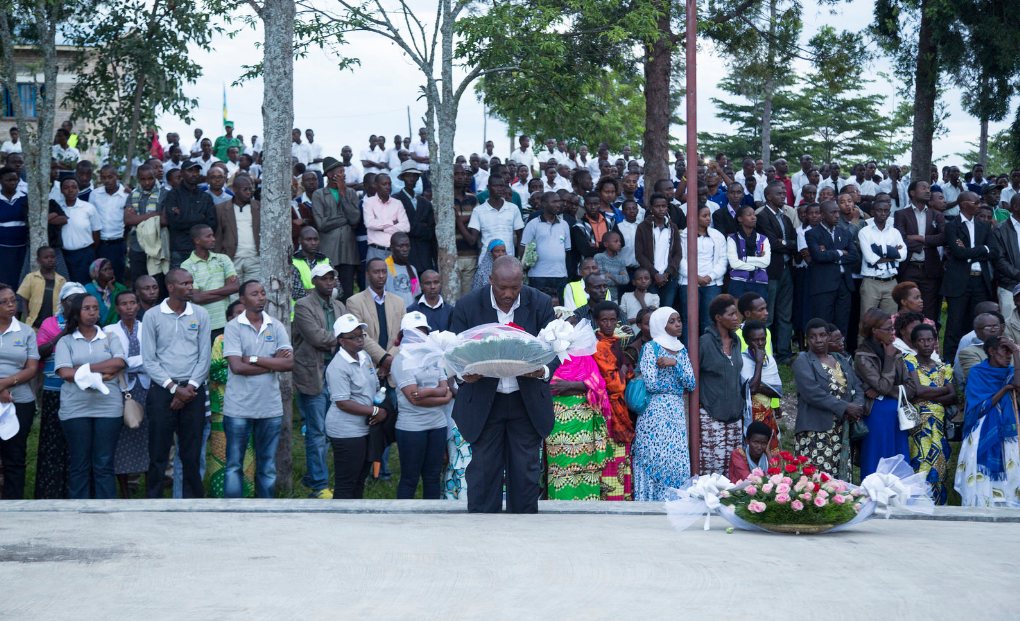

{"left": 642, "top": 0, "right": 671, "bottom": 187}
{"left": 979, "top": 117, "right": 989, "bottom": 167}
{"left": 0, "top": 2, "right": 58, "bottom": 272}
{"left": 261, "top": 0, "right": 296, "bottom": 493}
{"left": 760, "top": 0, "right": 777, "bottom": 165}
{"left": 909, "top": 0, "right": 937, "bottom": 186}
{"left": 435, "top": 0, "right": 459, "bottom": 301}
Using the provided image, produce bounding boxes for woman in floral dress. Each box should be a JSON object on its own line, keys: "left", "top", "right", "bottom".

{"left": 905, "top": 323, "right": 956, "bottom": 504}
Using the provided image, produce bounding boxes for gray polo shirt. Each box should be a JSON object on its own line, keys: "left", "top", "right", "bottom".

{"left": 521, "top": 215, "right": 571, "bottom": 278}
{"left": 390, "top": 351, "right": 447, "bottom": 432}
{"left": 222, "top": 311, "right": 292, "bottom": 419}
{"left": 325, "top": 348, "right": 379, "bottom": 439}
{"left": 141, "top": 300, "right": 212, "bottom": 389}
{"left": 0, "top": 319, "right": 39, "bottom": 403}
{"left": 54, "top": 329, "right": 125, "bottom": 420}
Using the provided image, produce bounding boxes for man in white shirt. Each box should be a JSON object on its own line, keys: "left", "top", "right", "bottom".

{"left": 857, "top": 194, "right": 906, "bottom": 316}
{"left": 384, "top": 134, "right": 403, "bottom": 172}
{"left": 358, "top": 135, "right": 383, "bottom": 175}
{"left": 1, "top": 127, "right": 21, "bottom": 163}
{"left": 555, "top": 141, "right": 575, "bottom": 168}
{"left": 1001, "top": 169, "right": 1020, "bottom": 211}
{"left": 790, "top": 154, "right": 813, "bottom": 203}
{"left": 468, "top": 173, "right": 525, "bottom": 253}
{"left": 878, "top": 164, "right": 910, "bottom": 212}
{"left": 941, "top": 166, "right": 965, "bottom": 217}
{"left": 588, "top": 146, "right": 609, "bottom": 182}
{"left": 469, "top": 153, "right": 489, "bottom": 193}
{"left": 223, "top": 146, "right": 241, "bottom": 178}
{"left": 340, "top": 146, "right": 364, "bottom": 192}
{"left": 305, "top": 129, "right": 325, "bottom": 184}
{"left": 849, "top": 163, "right": 879, "bottom": 201}
{"left": 189, "top": 128, "right": 204, "bottom": 158}
{"left": 541, "top": 159, "right": 570, "bottom": 192}
{"left": 410, "top": 127, "right": 431, "bottom": 192}
{"left": 817, "top": 163, "right": 842, "bottom": 195}
{"left": 91, "top": 164, "right": 131, "bottom": 282}
{"left": 52, "top": 128, "right": 79, "bottom": 171}
{"left": 196, "top": 138, "right": 220, "bottom": 178}
{"left": 733, "top": 157, "right": 766, "bottom": 200}
{"left": 509, "top": 135, "right": 535, "bottom": 174}
{"left": 538, "top": 138, "right": 558, "bottom": 171}
{"left": 291, "top": 128, "right": 312, "bottom": 169}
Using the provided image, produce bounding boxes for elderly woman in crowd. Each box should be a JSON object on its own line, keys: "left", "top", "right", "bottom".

{"left": 698, "top": 294, "right": 744, "bottom": 475}
{"left": 854, "top": 308, "right": 918, "bottom": 479}
{"left": 472, "top": 239, "right": 507, "bottom": 290}
{"left": 955, "top": 336, "right": 1020, "bottom": 507}
{"left": 0, "top": 282, "right": 40, "bottom": 499}
{"left": 905, "top": 322, "right": 956, "bottom": 505}
{"left": 53, "top": 292, "right": 126, "bottom": 499}
{"left": 793, "top": 318, "right": 863, "bottom": 482}
{"left": 84, "top": 258, "right": 126, "bottom": 326}
{"left": 740, "top": 320, "right": 782, "bottom": 454}
{"left": 633, "top": 307, "right": 696, "bottom": 501}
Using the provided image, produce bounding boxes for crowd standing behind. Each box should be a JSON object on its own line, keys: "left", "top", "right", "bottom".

{"left": 2, "top": 126, "right": 1020, "bottom": 511}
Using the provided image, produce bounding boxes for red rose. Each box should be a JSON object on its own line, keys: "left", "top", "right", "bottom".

{"left": 767, "top": 467, "right": 781, "bottom": 475}
{"left": 798, "top": 456, "right": 810, "bottom": 464}
{"left": 802, "top": 465, "right": 817, "bottom": 476}
{"left": 820, "top": 473, "right": 831, "bottom": 482}
{"left": 813, "top": 483, "right": 821, "bottom": 492}
{"left": 779, "top": 451, "right": 793, "bottom": 461}
{"left": 768, "top": 458, "right": 780, "bottom": 466}
{"left": 784, "top": 464, "right": 797, "bottom": 473}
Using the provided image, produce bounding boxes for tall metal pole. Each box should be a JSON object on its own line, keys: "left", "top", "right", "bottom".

{"left": 407, "top": 105, "right": 413, "bottom": 139}
{"left": 483, "top": 104, "right": 488, "bottom": 151}
{"left": 685, "top": 0, "right": 701, "bottom": 476}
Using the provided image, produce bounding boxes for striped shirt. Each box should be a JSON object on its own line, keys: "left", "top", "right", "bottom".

{"left": 181, "top": 251, "right": 236, "bottom": 330}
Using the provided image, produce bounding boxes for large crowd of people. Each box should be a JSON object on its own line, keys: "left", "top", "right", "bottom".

{"left": 1, "top": 123, "right": 1019, "bottom": 513}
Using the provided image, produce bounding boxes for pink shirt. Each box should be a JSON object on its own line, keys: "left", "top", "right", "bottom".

{"left": 363, "top": 194, "right": 410, "bottom": 248}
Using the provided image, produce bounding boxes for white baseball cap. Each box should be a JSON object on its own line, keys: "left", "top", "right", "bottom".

{"left": 400, "top": 311, "right": 430, "bottom": 332}
{"left": 333, "top": 313, "right": 368, "bottom": 338}
{"left": 309, "top": 263, "right": 338, "bottom": 280}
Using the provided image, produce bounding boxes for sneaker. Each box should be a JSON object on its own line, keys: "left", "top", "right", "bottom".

{"left": 309, "top": 488, "right": 333, "bottom": 499}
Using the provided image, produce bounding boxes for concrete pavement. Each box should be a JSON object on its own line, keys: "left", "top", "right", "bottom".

{"left": 1, "top": 501, "right": 1019, "bottom": 620}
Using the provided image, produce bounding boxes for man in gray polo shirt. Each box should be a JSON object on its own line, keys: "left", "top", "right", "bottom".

{"left": 222, "top": 279, "right": 294, "bottom": 498}
{"left": 142, "top": 267, "right": 212, "bottom": 498}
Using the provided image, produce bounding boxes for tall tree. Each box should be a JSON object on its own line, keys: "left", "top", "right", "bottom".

{"left": 63, "top": 0, "right": 217, "bottom": 182}
{"left": 955, "top": 129, "right": 1020, "bottom": 173}
{"left": 0, "top": 0, "right": 65, "bottom": 268}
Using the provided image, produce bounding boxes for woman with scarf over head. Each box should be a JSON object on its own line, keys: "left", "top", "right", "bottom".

{"left": 84, "top": 258, "right": 126, "bottom": 326}
{"left": 471, "top": 239, "right": 507, "bottom": 291}
{"left": 632, "top": 307, "right": 696, "bottom": 501}
{"left": 955, "top": 335, "right": 1020, "bottom": 507}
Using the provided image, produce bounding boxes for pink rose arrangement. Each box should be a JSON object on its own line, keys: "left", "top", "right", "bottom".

{"left": 720, "top": 451, "right": 863, "bottom": 528}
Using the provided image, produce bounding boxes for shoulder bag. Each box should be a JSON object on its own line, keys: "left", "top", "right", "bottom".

{"left": 119, "top": 372, "right": 145, "bottom": 429}
{"left": 896, "top": 383, "right": 921, "bottom": 431}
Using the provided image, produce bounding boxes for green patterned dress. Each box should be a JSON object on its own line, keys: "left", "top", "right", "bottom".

{"left": 546, "top": 394, "right": 612, "bottom": 500}
{"left": 206, "top": 335, "right": 257, "bottom": 497}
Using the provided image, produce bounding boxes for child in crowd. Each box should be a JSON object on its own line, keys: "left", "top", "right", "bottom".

{"left": 18, "top": 246, "right": 65, "bottom": 329}
{"left": 594, "top": 230, "right": 629, "bottom": 302}
{"left": 619, "top": 267, "right": 659, "bottom": 324}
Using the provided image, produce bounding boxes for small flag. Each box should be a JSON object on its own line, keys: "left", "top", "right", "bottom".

{"left": 222, "top": 83, "right": 228, "bottom": 126}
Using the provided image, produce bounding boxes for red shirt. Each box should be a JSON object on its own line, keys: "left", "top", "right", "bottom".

{"left": 776, "top": 175, "right": 794, "bottom": 206}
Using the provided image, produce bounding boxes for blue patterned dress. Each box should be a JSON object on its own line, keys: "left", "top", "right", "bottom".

{"left": 633, "top": 341, "right": 697, "bottom": 501}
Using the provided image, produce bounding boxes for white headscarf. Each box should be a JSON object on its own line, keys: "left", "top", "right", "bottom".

{"left": 650, "top": 306, "right": 684, "bottom": 352}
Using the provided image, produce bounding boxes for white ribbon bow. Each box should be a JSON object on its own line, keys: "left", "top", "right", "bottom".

{"left": 858, "top": 455, "right": 935, "bottom": 518}
{"left": 665, "top": 473, "right": 736, "bottom": 531}
{"left": 537, "top": 318, "right": 598, "bottom": 361}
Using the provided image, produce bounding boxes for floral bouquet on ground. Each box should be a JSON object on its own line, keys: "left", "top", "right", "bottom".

{"left": 665, "top": 454, "right": 934, "bottom": 535}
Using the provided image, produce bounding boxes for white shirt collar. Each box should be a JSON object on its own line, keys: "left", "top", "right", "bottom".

{"left": 371, "top": 289, "right": 386, "bottom": 305}
{"left": 961, "top": 212, "right": 975, "bottom": 224}
{"left": 1011, "top": 215, "right": 1020, "bottom": 229}
{"left": 238, "top": 310, "right": 273, "bottom": 335}
{"left": 1, "top": 319, "right": 22, "bottom": 335}
{"left": 420, "top": 295, "right": 444, "bottom": 310}
{"left": 160, "top": 299, "right": 194, "bottom": 316}
{"left": 72, "top": 328, "right": 106, "bottom": 342}
{"left": 489, "top": 288, "right": 521, "bottom": 315}
{"left": 338, "top": 347, "right": 369, "bottom": 366}
{"left": 0, "top": 189, "right": 26, "bottom": 204}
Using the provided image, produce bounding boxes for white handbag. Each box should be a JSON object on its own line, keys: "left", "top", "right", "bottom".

{"left": 896, "top": 384, "right": 921, "bottom": 431}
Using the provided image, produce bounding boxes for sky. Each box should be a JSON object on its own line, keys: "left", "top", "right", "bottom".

{"left": 156, "top": 0, "right": 1015, "bottom": 171}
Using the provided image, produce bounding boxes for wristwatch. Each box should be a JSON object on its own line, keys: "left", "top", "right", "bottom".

{"left": 249, "top": 356, "right": 258, "bottom": 365}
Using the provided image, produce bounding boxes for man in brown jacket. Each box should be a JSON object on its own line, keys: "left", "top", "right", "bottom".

{"left": 214, "top": 175, "right": 261, "bottom": 282}
{"left": 292, "top": 263, "right": 347, "bottom": 499}
{"left": 635, "top": 192, "right": 682, "bottom": 307}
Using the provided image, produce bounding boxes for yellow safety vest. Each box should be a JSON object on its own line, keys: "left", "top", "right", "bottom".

{"left": 562, "top": 279, "right": 609, "bottom": 309}
{"left": 291, "top": 255, "right": 331, "bottom": 319}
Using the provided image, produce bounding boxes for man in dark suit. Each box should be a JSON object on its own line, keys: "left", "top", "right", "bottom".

{"left": 756, "top": 180, "right": 799, "bottom": 363}
{"left": 940, "top": 191, "right": 999, "bottom": 360}
{"left": 991, "top": 194, "right": 1020, "bottom": 318}
{"left": 451, "top": 256, "right": 558, "bottom": 513}
{"left": 806, "top": 201, "right": 859, "bottom": 336}
{"left": 894, "top": 180, "right": 945, "bottom": 325}
{"left": 394, "top": 160, "right": 438, "bottom": 276}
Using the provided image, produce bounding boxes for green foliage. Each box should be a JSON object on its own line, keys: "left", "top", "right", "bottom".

{"left": 730, "top": 497, "right": 859, "bottom": 526}
{"left": 63, "top": 0, "right": 219, "bottom": 169}
{"left": 955, "top": 130, "right": 1020, "bottom": 174}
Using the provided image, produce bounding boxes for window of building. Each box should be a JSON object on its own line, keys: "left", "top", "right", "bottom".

{"left": 3, "top": 84, "right": 39, "bottom": 118}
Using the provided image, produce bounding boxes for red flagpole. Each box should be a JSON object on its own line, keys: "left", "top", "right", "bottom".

{"left": 685, "top": 0, "right": 701, "bottom": 477}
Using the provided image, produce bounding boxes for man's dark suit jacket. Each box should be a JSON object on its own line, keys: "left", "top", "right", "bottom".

{"left": 991, "top": 217, "right": 1020, "bottom": 293}
{"left": 395, "top": 188, "right": 438, "bottom": 276}
{"left": 755, "top": 205, "right": 798, "bottom": 279}
{"left": 893, "top": 205, "right": 945, "bottom": 280}
{"left": 939, "top": 215, "right": 998, "bottom": 298}
{"left": 450, "top": 285, "right": 558, "bottom": 444}
{"left": 806, "top": 224, "right": 858, "bottom": 294}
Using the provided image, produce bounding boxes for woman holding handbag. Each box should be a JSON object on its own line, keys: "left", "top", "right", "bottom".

{"left": 104, "top": 290, "right": 149, "bottom": 499}
{"left": 792, "top": 318, "right": 864, "bottom": 483}
{"left": 854, "top": 308, "right": 919, "bottom": 479}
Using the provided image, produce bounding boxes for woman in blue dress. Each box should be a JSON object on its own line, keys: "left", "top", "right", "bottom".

{"left": 633, "top": 306, "right": 697, "bottom": 501}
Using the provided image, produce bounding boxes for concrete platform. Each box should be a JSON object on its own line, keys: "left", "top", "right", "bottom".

{"left": 2, "top": 501, "right": 1019, "bottom": 620}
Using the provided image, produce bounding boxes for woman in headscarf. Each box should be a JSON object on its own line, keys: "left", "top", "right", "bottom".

{"left": 854, "top": 307, "right": 918, "bottom": 479}
{"left": 83, "top": 258, "right": 126, "bottom": 326}
{"left": 740, "top": 320, "right": 783, "bottom": 454}
{"left": 33, "top": 282, "right": 86, "bottom": 498}
{"left": 592, "top": 301, "right": 634, "bottom": 500}
{"left": 546, "top": 318, "right": 612, "bottom": 500}
{"left": 471, "top": 239, "right": 507, "bottom": 290}
{"left": 955, "top": 335, "right": 1020, "bottom": 507}
{"left": 632, "top": 307, "right": 696, "bottom": 501}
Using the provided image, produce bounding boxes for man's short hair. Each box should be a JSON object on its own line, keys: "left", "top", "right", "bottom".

{"left": 189, "top": 224, "right": 211, "bottom": 240}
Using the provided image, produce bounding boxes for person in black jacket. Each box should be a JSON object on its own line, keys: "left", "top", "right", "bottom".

{"left": 756, "top": 180, "right": 799, "bottom": 363}
{"left": 940, "top": 191, "right": 999, "bottom": 360}
{"left": 806, "top": 201, "right": 858, "bottom": 337}
{"left": 164, "top": 160, "right": 216, "bottom": 268}
{"left": 450, "top": 256, "right": 557, "bottom": 513}
{"left": 991, "top": 194, "right": 1020, "bottom": 318}
{"left": 393, "top": 160, "right": 437, "bottom": 275}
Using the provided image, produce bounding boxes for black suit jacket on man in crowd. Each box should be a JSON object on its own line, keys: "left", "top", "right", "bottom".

{"left": 940, "top": 215, "right": 998, "bottom": 359}
{"left": 755, "top": 206, "right": 798, "bottom": 280}
{"left": 395, "top": 188, "right": 438, "bottom": 276}
{"left": 806, "top": 223, "right": 859, "bottom": 336}
{"left": 450, "top": 284, "right": 558, "bottom": 513}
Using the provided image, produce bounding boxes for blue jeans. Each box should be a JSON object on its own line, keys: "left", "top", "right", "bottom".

{"left": 61, "top": 416, "right": 122, "bottom": 499}
{"left": 678, "top": 284, "right": 722, "bottom": 344}
{"left": 173, "top": 417, "right": 210, "bottom": 499}
{"left": 224, "top": 415, "right": 282, "bottom": 498}
{"left": 298, "top": 387, "right": 331, "bottom": 492}
{"left": 650, "top": 277, "right": 679, "bottom": 309}
{"left": 395, "top": 427, "right": 447, "bottom": 499}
